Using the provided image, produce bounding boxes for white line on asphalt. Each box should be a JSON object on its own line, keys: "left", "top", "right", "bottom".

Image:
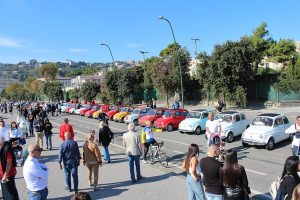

{"left": 173, "top": 150, "right": 185, "bottom": 155}
{"left": 245, "top": 168, "right": 267, "bottom": 176}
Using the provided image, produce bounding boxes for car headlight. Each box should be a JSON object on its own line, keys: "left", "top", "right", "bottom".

{"left": 259, "top": 135, "right": 264, "bottom": 140}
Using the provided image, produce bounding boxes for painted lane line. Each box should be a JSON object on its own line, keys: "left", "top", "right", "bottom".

{"left": 245, "top": 168, "right": 267, "bottom": 176}
{"left": 173, "top": 150, "right": 185, "bottom": 155}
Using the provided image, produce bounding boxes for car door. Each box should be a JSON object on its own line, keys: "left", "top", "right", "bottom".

{"left": 200, "top": 112, "right": 208, "bottom": 130}
{"left": 174, "top": 111, "right": 181, "bottom": 128}
{"left": 273, "top": 117, "right": 285, "bottom": 142}
{"left": 282, "top": 116, "right": 290, "bottom": 140}
{"left": 240, "top": 113, "right": 248, "bottom": 132}
{"left": 232, "top": 114, "right": 240, "bottom": 136}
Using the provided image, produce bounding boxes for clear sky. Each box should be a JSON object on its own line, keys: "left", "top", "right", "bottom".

{"left": 0, "top": 0, "right": 299, "bottom": 64}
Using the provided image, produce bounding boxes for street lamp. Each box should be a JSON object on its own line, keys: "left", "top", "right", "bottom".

{"left": 158, "top": 16, "right": 184, "bottom": 108}
{"left": 191, "top": 38, "right": 200, "bottom": 55}
{"left": 139, "top": 51, "right": 149, "bottom": 63}
{"left": 100, "top": 42, "right": 115, "bottom": 68}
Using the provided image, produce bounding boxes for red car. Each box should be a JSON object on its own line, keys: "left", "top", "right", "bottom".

{"left": 64, "top": 104, "right": 74, "bottom": 113}
{"left": 85, "top": 105, "right": 102, "bottom": 118}
{"left": 79, "top": 105, "right": 93, "bottom": 116}
{"left": 154, "top": 109, "right": 188, "bottom": 132}
{"left": 105, "top": 106, "right": 122, "bottom": 120}
{"left": 138, "top": 108, "right": 166, "bottom": 126}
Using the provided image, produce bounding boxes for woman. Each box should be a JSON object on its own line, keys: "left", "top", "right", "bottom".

{"left": 83, "top": 133, "right": 102, "bottom": 191}
{"left": 181, "top": 144, "right": 205, "bottom": 200}
{"left": 277, "top": 156, "right": 300, "bottom": 200}
{"left": 44, "top": 118, "right": 53, "bottom": 150}
{"left": 292, "top": 183, "right": 300, "bottom": 200}
{"left": 17, "top": 113, "right": 27, "bottom": 138}
{"left": 98, "top": 121, "right": 113, "bottom": 163}
{"left": 221, "top": 149, "right": 250, "bottom": 200}
{"left": 27, "top": 114, "right": 34, "bottom": 137}
{"left": 9, "top": 122, "right": 25, "bottom": 145}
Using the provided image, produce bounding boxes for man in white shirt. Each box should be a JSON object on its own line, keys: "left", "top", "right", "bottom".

{"left": 285, "top": 116, "right": 300, "bottom": 156}
{"left": 0, "top": 120, "right": 10, "bottom": 141}
{"left": 23, "top": 144, "right": 48, "bottom": 200}
{"left": 205, "top": 112, "right": 221, "bottom": 147}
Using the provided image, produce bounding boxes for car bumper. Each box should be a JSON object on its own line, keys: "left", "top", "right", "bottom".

{"left": 154, "top": 124, "right": 166, "bottom": 129}
{"left": 242, "top": 138, "right": 266, "bottom": 146}
{"left": 179, "top": 128, "right": 194, "bottom": 132}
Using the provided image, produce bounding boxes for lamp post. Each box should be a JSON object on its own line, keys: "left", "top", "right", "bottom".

{"left": 100, "top": 42, "right": 115, "bottom": 69}
{"left": 139, "top": 51, "right": 149, "bottom": 63}
{"left": 158, "top": 16, "right": 184, "bottom": 108}
{"left": 191, "top": 38, "right": 200, "bottom": 55}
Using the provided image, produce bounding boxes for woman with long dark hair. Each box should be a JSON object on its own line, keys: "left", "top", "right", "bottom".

{"left": 181, "top": 144, "right": 205, "bottom": 200}
{"left": 221, "top": 149, "right": 250, "bottom": 200}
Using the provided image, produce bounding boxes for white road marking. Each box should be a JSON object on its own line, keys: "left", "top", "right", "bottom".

{"left": 245, "top": 168, "right": 267, "bottom": 176}
{"left": 173, "top": 150, "right": 185, "bottom": 155}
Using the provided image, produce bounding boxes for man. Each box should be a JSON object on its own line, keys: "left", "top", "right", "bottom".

{"left": 285, "top": 116, "right": 300, "bottom": 156}
{"left": 141, "top": 121, "right": 157, "bottom": 164}
{"left": 58, "top": 132, "right": 81, "bottom": 193}
{"left": 34, "top": 115, "right": 45, "bottom": 149}
{"left": 0, "top": 120, "right": 10, "bottom": 141}
{"left": 123, "top": 123, "right": 143, "bottom": 184}
{"left": 205, "top": 112, "right": 221, "bottom": 147}
{"left": 23, "top": 144, "right": 48, "bottom": 200}
{"left": 59, "top": 118, "right": 75, "bottom": 141}
{"left": 0, "top": 137, "right": 19, "bottom": 200}
{"left": 172, "top": 100, "right": 180, "bottom": 109}
{"left": 200, "top": 144, "right": 224, "bottom": 200}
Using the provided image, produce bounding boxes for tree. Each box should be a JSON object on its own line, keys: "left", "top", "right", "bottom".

{"left": 5, "top": 83, "right": 27, "bottom": 100}
{"left": 41, "top": 81, "right": 63, "bottom": 101}
{"left": 67, "top": 88, "right": 81, "bottom": 100}
{"left": 267, "top": 39, "right": 296, "bottom": 64}
{"left": 80, "top": 82, "right": 101, "bottom": 102}
{"left": 39, "top": 63, "right": 58, "bottom": 81}
{"left": 24, "top": 77, "right": 41, "bottom": 100}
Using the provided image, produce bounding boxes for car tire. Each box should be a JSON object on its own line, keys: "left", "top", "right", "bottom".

{"left": 133, "top": 119, "right": 138, "bottom": 126}
{"left": 266, "top": 138, "right": 275, "bottom": 151}
{"left": 180, "top": 131, "right": 184, "bottom": 134}
{"left": 195, "top": 127, "right": 201, "bottom": 135}
{"left": 227, "top": 132, "right": 234, "bottom": 143}
{"left": 166, "top": 124, "right": 174, "bottom": 132}
{"left": 242, "top": 142, "right": 248, "bottom": 147}
{"left": 121, "top": 117, "right": 125, "bottom": 123}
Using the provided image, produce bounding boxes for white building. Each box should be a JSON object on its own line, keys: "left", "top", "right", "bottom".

{"left": 189, "top": 58, "right": 201, "bottom": 76}
{"left": 295, "top": 41, "right": 300, "bottom": 53}
{"left": 70, "top": 73, "right": 104, "bottom": 91}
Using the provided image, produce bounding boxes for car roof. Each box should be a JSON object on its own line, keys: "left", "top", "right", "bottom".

{"left": 190, "top": 109, "right": 208, "bottom": 112}
{"left": 257, "top": 113, "right": 281, "bottom": 117}
{"left": 220, "top": 111, "right": 239, "bottom": 115}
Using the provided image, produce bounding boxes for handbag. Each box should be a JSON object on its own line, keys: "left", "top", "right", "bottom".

{"left": 225, "top": 185, "right": 244, "bottom": 199}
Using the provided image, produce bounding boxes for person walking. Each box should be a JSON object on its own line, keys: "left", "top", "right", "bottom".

{"left": 0, "top": 119, "right": 10, "bottom": 141}
{"left": 17, "top": 112, "right": 27, "bottom": 138}
{"left": 82, "top": 133, "right": 102, "bottom": 191}
{"left": 200, "top": 144, "right": 224, "bottom": 200}
{"left": 59, "top": 118, "right": 75, "bottom": 141}
{"left": 285, "top": 116, "right": 300, "bottom": 156}
{"left": 0, "top": 136, "right": 19, "bottom": 200}
{"left": 27, "top": 114, "right": 35, "bottom": 137}
{"left": 23, "top": 144, "right": 48, "bottom": 200}
{"left": 181, "top": 144, "right": 205, "bottom": 200}
{"left": 221, "top": 150, "right": 250, "bottom": 200}
{"left": 9, "top": 121, "right": 25, "bottom": 145}
{"left": 8, "top": 102, "right": 13, "bottom": 115}
{"left": 98, "top": 121, "right": 113, "bottom": 163}
{"left": 33, "top": 115, "right": 45, "bottom": 149}
{"left": 44, "top": 118, "right": 53, "bottom": 150}
{"left": 58, "top": 132, "right": 81, "bottom": 194}
{"left": 123, "top": 123, "right": 143, "bottom": 184}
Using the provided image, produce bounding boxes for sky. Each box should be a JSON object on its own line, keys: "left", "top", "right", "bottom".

{"left": 0, "top": 0, "right": 299, "bottom": 64}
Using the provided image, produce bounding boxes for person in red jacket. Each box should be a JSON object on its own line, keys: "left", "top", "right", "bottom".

{"left": 59, "top": 118, "right": 74, "bottom": 141}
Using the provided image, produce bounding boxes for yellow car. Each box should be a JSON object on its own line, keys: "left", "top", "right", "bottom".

{"left": 113, "top": 107, "right": 133, "bottom": 122}
{"left": 92, "top": 109, "right": 102, "bottom": 119}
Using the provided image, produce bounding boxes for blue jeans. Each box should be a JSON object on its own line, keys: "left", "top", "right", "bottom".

{"left": 45, "top": 133, "right": 52, "bottom": 149}
{"left": 103, "top": 146, "right": 111, "bottom": 161}
{"left": 63, "top": 160, "right": 79, "bottom": 192}
{"left": 205, "top": 192, "right": 224, "bottom": 200}
{"left": 186, "top": 174, "right": 205, "bottom": 200}
{"left": 128, "top": 155, "right": 141, "bottom": 182}
{"left": 28, "top": 187, "right": 48, "bottom": 200}
{"left": 292, "top": 145, "right": 299, "bottom": 156}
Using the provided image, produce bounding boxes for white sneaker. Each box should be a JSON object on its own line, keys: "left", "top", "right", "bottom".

{"left": 142, "top": 160, "right": 148, "bottom": 164}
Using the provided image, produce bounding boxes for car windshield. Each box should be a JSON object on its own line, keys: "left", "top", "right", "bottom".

{"left": 187, "top": 112, "right": 201, "bottom": 119}
{"left": 163, "top": 110, "right": 173, "bottom": 117}
{"left": 147, "top": 109, "right": 156, "bottom": 115}
{"left": 92, "top": 106, "right": 97, "bottom": 110}
{"left": 251, "top": 116, "right": 273, "bottom": 127}
{"left": 120, "top": 107, "right": 128, "bottom": 112}
{"left": 216, "top": 114, "right": 232, "bottom": 123}
{"left": 132, "top": 109, "right": 140, "bottom": 114}
{"left": 110, "top": 106, "right": 116, "bottom": 111}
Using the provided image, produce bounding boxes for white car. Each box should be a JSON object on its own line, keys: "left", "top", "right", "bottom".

{"left": 124, "top": 107, "right": 150, "bottom": 126}
{"left": 242, "top": 113, "right": 291, "bottom": 150}
{"left": 216, "top": 111, "right": 250, "bottom": 142}
{"left": 74, "top": 105, "right": 90, "bottom": 115}
{"left": 179, "top": 110, "right": 209, "bottom": 135}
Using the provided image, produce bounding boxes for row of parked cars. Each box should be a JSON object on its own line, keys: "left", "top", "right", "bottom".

{"left": 61, "top": 102, "right": 293, "bottom": 151}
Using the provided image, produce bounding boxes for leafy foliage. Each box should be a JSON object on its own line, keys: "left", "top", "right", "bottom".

{"left": 67, "top": 88, "right": 81, "bottom": 100}
{"left": 41, "top": 81, "right": 63, "bottom": 101}
{"left": 267, "top": 39, "right": 296, "bottom": 63}
{"left": 39, "top": 63, "right": 58, "bottom": 81}
{"left": 80, "top": 82, "right": 101, "bottom": 102}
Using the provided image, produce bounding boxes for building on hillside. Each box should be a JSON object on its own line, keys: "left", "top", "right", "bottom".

{"left": 71, "top": 73, "right": 104, "bottom": 91}
{"left": 0, "top": 78, "right": 19, "bottom": 92}
{"left": 295, "top": 41, "right": 300, "bottom": 53}
{"left": 37, "top": 76, "right": 72, "bottom": 89}
{"left": 189, "top": 58, "right": 201, "bottom": 76}
{"left": 259, "top": 58, "right": 283, "bottom": 71}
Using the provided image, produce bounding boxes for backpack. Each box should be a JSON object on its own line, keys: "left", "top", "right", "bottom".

{"left": 269, "top": 175, "right": 290, "bottom": 200}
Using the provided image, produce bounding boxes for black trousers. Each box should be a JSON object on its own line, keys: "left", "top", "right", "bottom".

{"left": 1, "top": 177, "right": 19, "bottom": 200}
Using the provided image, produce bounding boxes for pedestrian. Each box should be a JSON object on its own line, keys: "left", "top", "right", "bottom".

{"left": 149, "top": 99, "right": 154, "bottom": 109}
{"left": 23, "top": 144, "right": 48, "bottom": 200}
{"left": 27, "top": 114, "right": 35, "bottom": 137}
{"left": 0, "top": 136, "right": 19, "bottom": 200}
{"left": 200, "top": 144, "right": 224, "bottom": 200}
{"left": 44, "top": 118, "right": 53, "bottom": 150}
{"left": 98, "top": 121, "right": 113, "bottom": 163}
{"left": 9, "top": 122, "right": 25, "bottom": 145}
{"left": 98, "top": 111, "right": 109, "bottom": 126}
{"left": 123, "top": 123, "right": 143, "bottom": 184}
{"left": 285, "top": 116, "right": 300, "bottom": 156}
{"left": 83, "top": 132, "right": 102, "bottom": 191}
{"left": 71, "top": 192, "right": 92, "bottom": 200}
{"left": 58, "top": 102, "right": 62, "bottom": 116}
{"left": 181, "top": 144, "right": 205, "bottom": 200}
{"left": 292, "top": 183, "right": 300, "bottom": 200}
{"left": 8, "top": 102, "right": 13, "bottom": 115}
{"left": 59, "top": 118, "right": 75, "bottom": 141}
{"left": 58, "top": 132, "right": 81, "bottom": 194}
{"left": 0, "top": 119, "right": 10, "bottom": 141}
{"left": 17, "top": 112, "right": 27, "bottom": 137}
{"left": 172, "top": 99, "right": 180, "bottom": 109}
{"left": 276, "top": 156, "right": 300, "bottom": 200}
{"left": 141, "top": 120, "right": 158, "bottom": 164}
{"left": 34, "top": 115, "right": 45, "bottom": 149}
{"left": 205, "top": 112, "right": 221, "bottom": 147}
{"left": 51, "top": 103, "right": 56, "bottom": 117}
{"left": 221, "top": 149, "right": 250, "bottom": 200}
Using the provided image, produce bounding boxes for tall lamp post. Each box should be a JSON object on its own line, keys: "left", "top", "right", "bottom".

{"left": 158, "top": 16, "right": 184, "bottom": 108}
{"left": 191, "top": 38, "right": 200, "bottom": 55}
{"left": 139, "top": 51, "right": 149, "bottom": 63}
{"left": 100, "top": 42, "right": 115, "bottom": 69}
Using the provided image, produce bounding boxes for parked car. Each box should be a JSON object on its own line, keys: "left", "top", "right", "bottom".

{"left": 79, "top": 105, "right": 94, "bottom": 116}
{"left": 113, "top": 107, "right": 133, "bottom": 122}
{"left": 62, "top": 104, "right": 73, "bottom": 113}
{"left": 105, "top": 106, "right": 122, "bottom": 120}
{"left": 216, "top": 111, "right": 250, "bottom": 142}
{"left": 139, "top": 108, "right": 166, "bottom": 126}
{"left": 154, "top": 109, "right": 188, "bottom": 132}
{"left": 74, "top": 105, "right": 90, "bottom": 115}
{"left": 85, "top": 105, "right": 102, "bottom": 118}
{"left": 242, "top": 113, "right": 291, "bottom": 150}
{"left": 179, "top": 109, "right": 210, "bottom": 135}
{"left": 61, "top": 103, "right": 71, "bottom": 113}
{"left": 124, "top": 107, "right": 150, "bottom": 126}
{"left": 68, "top": 106, "right": 77, "bottom": 114}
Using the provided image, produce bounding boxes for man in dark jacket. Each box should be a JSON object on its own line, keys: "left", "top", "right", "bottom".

{"left": 33, "top": 115, "right": 44, "bottom": 149}
{"left": 98, "top": 121, "right": 113, "bottom": 163}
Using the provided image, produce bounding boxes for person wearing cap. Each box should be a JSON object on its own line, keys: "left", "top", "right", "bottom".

{"left": 23, "top": 144, "right": 48, "bottom": 200}
{"left": 59, "top": 118, "right": 74, "bottom": 141}
{"left": 0, "top": 120, "right": 10, "bottom": 142}
{"left": 82, "top": 132, "right": 102, "bottom": 191}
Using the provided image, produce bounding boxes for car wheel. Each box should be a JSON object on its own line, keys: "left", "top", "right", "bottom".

{"left": 227, "top": 132, "right": 234, "bottom": 143}
{"left": 242, "top": 142, "right": 248, "bottom": 147}
{"left": 121, "top": 117, "right": 125, "bottom": 123}
{"left": 180, "top": 131, "right": 184, "bottom": 134}
{"left": 205, "top": 134, "right": 208, "bottom": 140}
{"left": 166, "top": 124, "right": 174, "bottom": 132}
{"left": 133, "top": 119, "right": 138, "bottom": 126}
{"left": 266, "top": 138, "right": 275, "bottom": 151}
{"left": 195, "top": 127, "right": 201, "bottom": 135}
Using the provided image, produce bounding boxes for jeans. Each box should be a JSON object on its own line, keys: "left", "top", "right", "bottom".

{"left": 205, "top": 192, "right": 224, "bottom": 200}
{"left": 28, "top": 187, "right": 48, "bottom": 200}
{"left": 63, "top": 160, "right": 79, "bottom": 192}
{"left": 128, "top": 155, "right": 141, "bottom": 182}
{"left": 292, "top": 145, "right": 299, "bottom": 156}
{"left": 45, "top": 133, "right": 52, "bottom": 149}
{"left": 103, "top": 146, "right": 111, "bottom": 161}
{"left": 186, "top": 174, "right": 205, "bottom": 200}
{"left": 29, "top": 124, "right": 34, "bottom": 136}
